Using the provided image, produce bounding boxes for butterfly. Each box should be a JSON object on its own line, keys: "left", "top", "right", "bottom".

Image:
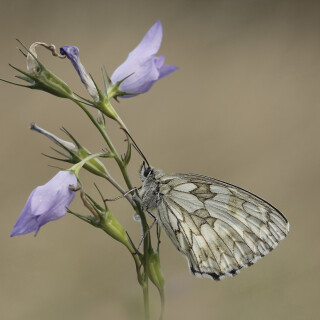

{"left": 139, "top": 163, "right": 289, "bottom": 280}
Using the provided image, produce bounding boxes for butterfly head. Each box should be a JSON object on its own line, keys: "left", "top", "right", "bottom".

{"left": 139, "top": 162, "right": 154, "bottom": 181}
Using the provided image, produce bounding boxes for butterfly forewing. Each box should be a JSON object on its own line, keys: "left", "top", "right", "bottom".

{"left": 141, "top": 169, "right": 289, "bottom": 281}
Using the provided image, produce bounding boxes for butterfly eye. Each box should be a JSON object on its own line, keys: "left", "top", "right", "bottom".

{"left": 144, "top": 166, "right": 152, "bottom": 177}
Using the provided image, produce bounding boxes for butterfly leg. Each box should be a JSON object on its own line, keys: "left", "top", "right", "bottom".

{"left": 125, "top": 231, "right": 143, "bottom": 256}
{"left": 145, "top": 209, "right": 161, "bottom": 250}
{"left": 156, "top": 223, "right": 161, "bottom": 250}
{"left": 104, "top": 186, "right": 141, "bottom": 202}
{"left": 135, "top": 211, "right": 158, "bottom": 251}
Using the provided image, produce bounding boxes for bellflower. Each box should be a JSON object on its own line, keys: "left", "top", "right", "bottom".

{"left": 109, "top": 20, "right": 178, "bottom": 98}
{"left": 60, "top": 46, "right": 99, "bottom": 101}
{"left": 11, "top": 171, "right": 77, "bottom": 237}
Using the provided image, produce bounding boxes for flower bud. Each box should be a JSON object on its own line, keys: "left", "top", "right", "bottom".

{"left": 148, "top": 249, "right": 165, "bottom": 295}
{"left": 100, "top": 210, "right": 131, "bottom": 247}
{"left": 30, "top": 122, "right": 76, "bottom": 151}
{"left": 60, "top": 46, "right": 99, "bottom": 101}
{"left": 30, "top": 123, "right": 109, "bottom": 178}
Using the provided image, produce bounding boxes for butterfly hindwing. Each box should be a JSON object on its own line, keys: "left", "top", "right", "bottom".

{"left": 154, "top": 173, "right": 289, "bottom": 280}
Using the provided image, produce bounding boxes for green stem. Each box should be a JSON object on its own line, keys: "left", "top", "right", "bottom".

{"left": 143, "top": 282, "right": 150, "bottom": 320}
{"left": 72, "top": 98, "right": 152, "bottom": 319}
{"left": 99, "top": 98, "right": 129, "bottom": 132}
{"left": 73, "top": 99, "right": 132, "bottom": 188}
{"left": 74, "top": 99, "right": 151, "bottom": 238}
{"left": 102, "top": 173, "right": 135, "bottom": 207}
{"left": 159, "top": 291, "right": 165, "bottom": 320}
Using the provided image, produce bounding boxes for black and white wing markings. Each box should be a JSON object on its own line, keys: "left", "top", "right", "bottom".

{"left": 156, "top": 174, "right": 289, "bottom": 280}
{"left": 159, "top": 194, "right": 243, "bottom": 280}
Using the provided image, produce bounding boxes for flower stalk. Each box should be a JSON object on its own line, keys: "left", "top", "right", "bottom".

{"left": 70, "top": 97, "right": 153, "bottom": 318}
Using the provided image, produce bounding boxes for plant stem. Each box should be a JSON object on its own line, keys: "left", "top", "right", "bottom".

{"left": 159, "top": 291, "right": 165, "bottom": 320}
{"left": 73, "top": 98, "right": 152, "bottom": 319}
{"left": 102, "top": 173, "right": 136, "bottom": 207}
{"left": 143, "top": 282, "right": 150, "bottom": 320}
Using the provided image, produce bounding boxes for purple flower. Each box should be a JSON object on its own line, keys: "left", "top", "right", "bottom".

{"left": 110, "top": 20, "right": 178, "bottom": 97}
{"left": 11, "top": 171, "right": 77, "bottom": 237}
{"left": 60, "top": 46, "right": 99, "bottom": 101}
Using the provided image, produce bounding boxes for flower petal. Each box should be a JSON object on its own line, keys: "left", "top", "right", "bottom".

{"left": 158, "top": 64, "right": 179, "bottom": 80}
{"left": 113, "top": 57, "right": 159, "bottom": 95}
{"left": 154, "top": 55, "right": 165, "bottom": 69}
{"left": 11, "top": 171, "right": 77, "bottom": 237}
{"left": 60, "top": 46, "right": 81, "bottom": 75}
{"left": 129, "top": 20, "right": 163, "bottom": 58}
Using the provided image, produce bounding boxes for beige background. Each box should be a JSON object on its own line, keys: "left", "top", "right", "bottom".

{"left": 1, "top": 0, "right": 319, "bottom": 319}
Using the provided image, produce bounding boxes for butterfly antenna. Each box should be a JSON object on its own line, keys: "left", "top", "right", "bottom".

{"left": 121, "top": 128, "right": 150, "bottom": 167}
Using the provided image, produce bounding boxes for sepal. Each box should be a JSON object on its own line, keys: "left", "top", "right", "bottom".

{"left": 106, "top": 73, "right": 140, "bottom": 100}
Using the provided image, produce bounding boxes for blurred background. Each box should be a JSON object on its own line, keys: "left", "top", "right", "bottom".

{"left": 1, "top": 0, "right": 319, "bottom": 319}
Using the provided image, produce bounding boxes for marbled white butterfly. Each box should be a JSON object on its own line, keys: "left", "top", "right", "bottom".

{"left": 139, "top": 164, "right": 289, "bottom": 280}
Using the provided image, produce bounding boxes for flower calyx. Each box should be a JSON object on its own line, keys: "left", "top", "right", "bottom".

{"left": 1, "top": 40, "right": 73, "bottom": 99}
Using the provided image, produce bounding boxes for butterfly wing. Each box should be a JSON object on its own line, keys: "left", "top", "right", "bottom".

{"left": 156, "top": 173, "right": 289, "bottom": 280}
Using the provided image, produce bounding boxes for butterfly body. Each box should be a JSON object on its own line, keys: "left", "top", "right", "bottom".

{"left": 139, "top": 165, "right": 289, "bottom": 281}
